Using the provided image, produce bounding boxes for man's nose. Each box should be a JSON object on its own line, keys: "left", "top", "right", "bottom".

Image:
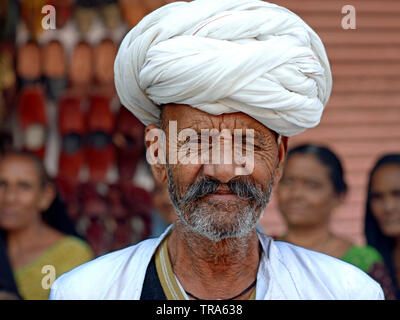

{"left": 203, "top": 163, "right": 239, "bottom": 184}
{"left": 202, "top": 139, "right": 246, "bottom": 184}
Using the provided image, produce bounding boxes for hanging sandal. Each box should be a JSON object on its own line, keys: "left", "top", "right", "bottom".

{"left": 119, "top": 0, "right": 148, "bottom": 28}
{"left": 74, "top": 0, "right": 98, "bottom": 36}
{"left": 42, "top": 40, "right": 67, "bottom": 101}
{"left": 100, "top": 0, "right": 123, "bottom": 30}
{"left": 57, "top": 94, "right": 86, "bottom": 183}
{"left": 86, "top": 95, "right": 116, "bottom": 183}
{"left": 68, "top": 41, "right": 94, "bottom": 98}
{"left": 113, "top": 106, "right": 144, "bottom": 184}
{"left": 93, "top": 38, "right": 117, "bottom": 98}
{"left": 17, "top": 86, "right": 48, "bottom": 159}
{"left": 17, "top": 40, "right": 42, "bottom": 88}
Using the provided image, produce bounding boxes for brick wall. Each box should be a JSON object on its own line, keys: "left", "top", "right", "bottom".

{"left": 259, "top": 0, "right": 400, "bottom": 244}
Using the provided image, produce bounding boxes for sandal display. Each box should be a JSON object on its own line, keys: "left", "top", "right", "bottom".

{"left": 68, "top": 41, "right": 94, "bottom": 98}
{"left": 55, "top": 175, "right": 82, "bottom": 224}
{"left": 16, "top": 41, "right": 42, "bottom": 88}
{"left": 17, "top": 86, "right": 48, "bottom": 159}
{"left": 0, "top": 130, "right": 13, "bottom": 155}
{"left": 0, "top": 42, "right": 17, "bottom": 119}
{"left": 86, "top": 95, "right": 115, "bottom": 183}
{"left": 119, "top": 0, "right": 148, "bottom": 28}
{"left": 5, "top": 0, "right": 161, "bottom": 257}
{"left": 107, "top": 183, "right": 151, "bottom": 250}
{"left": 57, "top": 94, "right": 86, "bottom": 183}
{"left": 146, "top": 0, "right": 168, "bottom": 13}
{"left": 118, "top": 183, "right": 152, "bottom": 242}
{"left": 100, "top": 0, "right": 123, "bottom": 30}
{"left": 19, "top": 0, "right": 48, "bottom": 39}
{"left": 74, "top": 0, "right": 98, "bottom": 36}
{"left": 93, "top": 38, "right": 117, "bottom": 97}
{"left": 0, "top": 95, "right": 7, "bottom": 127}
{"left": 113, "top": 106, "right": 144, "bottom": 183}
{"left": 106, "top": 183, "right": 132, "bottom": 251}
{"left": 77, "top": 183, "right": 112, "bottom": 256}
{"left": 41, "top": 40, "right": 67, "bottom": 101}
{"left": 0, "top": 0, "right": 19, "bottom": 42}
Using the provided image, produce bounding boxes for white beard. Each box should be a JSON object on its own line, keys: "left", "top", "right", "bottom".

{"left": 167, "top": 164, "right": 274, "bottom": 242}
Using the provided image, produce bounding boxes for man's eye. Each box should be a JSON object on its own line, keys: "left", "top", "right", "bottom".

{"left": 249, "top": 144, "right": 262, "bottom": 151}
{"left": 233, "top": 138, "right": 259, "bottom": 151}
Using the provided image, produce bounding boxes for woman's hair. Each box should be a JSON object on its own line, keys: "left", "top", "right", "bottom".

{"left": 285, "top": 143, "right": 348, "bottom": 195}
{"left": 364, "top": 153, "right": 400, "bottom": 289}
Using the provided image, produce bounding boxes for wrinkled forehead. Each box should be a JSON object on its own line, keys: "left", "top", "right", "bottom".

{"left": 161, "top": 103, "right": 277, "bottom": 138}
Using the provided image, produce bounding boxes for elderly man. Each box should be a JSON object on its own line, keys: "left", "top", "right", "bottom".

{"left": 50, "top": 0, "right": 383, "bottom": 300}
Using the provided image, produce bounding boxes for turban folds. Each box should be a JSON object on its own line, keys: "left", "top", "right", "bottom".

{"left": 114, "top": 0, "right": 332, "bottom": 136}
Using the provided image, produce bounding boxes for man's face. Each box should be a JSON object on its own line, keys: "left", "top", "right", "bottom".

{"left": 148, "top": 104, "right": 287, "bottom": 241}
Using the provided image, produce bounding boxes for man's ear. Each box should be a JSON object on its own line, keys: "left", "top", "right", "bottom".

{"left": 273, "top": 136, "right": 289, "bottom": 186}
{"left": 145, "top": 124, "right": 167, "bottom": 184}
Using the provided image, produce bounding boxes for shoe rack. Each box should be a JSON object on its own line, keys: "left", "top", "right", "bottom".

{"left": 0, "top": 1, "right": 178, "bottom": 256}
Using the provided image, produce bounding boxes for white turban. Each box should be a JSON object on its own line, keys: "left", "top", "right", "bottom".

{"left": 114, "top": 0, "right": 332, "bottom": 136}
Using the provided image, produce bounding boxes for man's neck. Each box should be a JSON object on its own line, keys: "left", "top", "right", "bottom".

{"left": 167, "top": 223, "right": 261, "bottom": 300}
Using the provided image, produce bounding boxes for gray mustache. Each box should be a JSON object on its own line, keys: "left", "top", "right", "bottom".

{"left": 184, "top": 176, "right": 266, "bottom": 206}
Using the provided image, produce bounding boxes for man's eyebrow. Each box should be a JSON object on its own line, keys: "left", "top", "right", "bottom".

{"left": 239, "top": 130, "right": 267, "bottom": 144}
{"left": 195, "top": 129, "right": 266, "bottom": 142}
{"left": 177, "top": 127, "right": 274, "bottom": 146}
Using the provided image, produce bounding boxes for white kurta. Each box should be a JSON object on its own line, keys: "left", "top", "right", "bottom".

{"left": 49, "top": 226, "right": 384, "bottom": 300}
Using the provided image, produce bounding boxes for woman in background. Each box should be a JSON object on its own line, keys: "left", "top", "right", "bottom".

{"left": 365, "top": 154, "right": 400, "bottom": 299}
{"left": 0, "top": 150, "right": 94, "bottom": 299}
{"left": 276, "top": 143, "right": 396, "bottom": 299}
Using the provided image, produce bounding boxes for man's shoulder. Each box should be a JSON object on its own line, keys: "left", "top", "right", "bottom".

{"left": 272, "top": 240, "right": 384, "bottom": 299}
{"left": 50, "top": 237, "right": 160, "bottom": 299}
